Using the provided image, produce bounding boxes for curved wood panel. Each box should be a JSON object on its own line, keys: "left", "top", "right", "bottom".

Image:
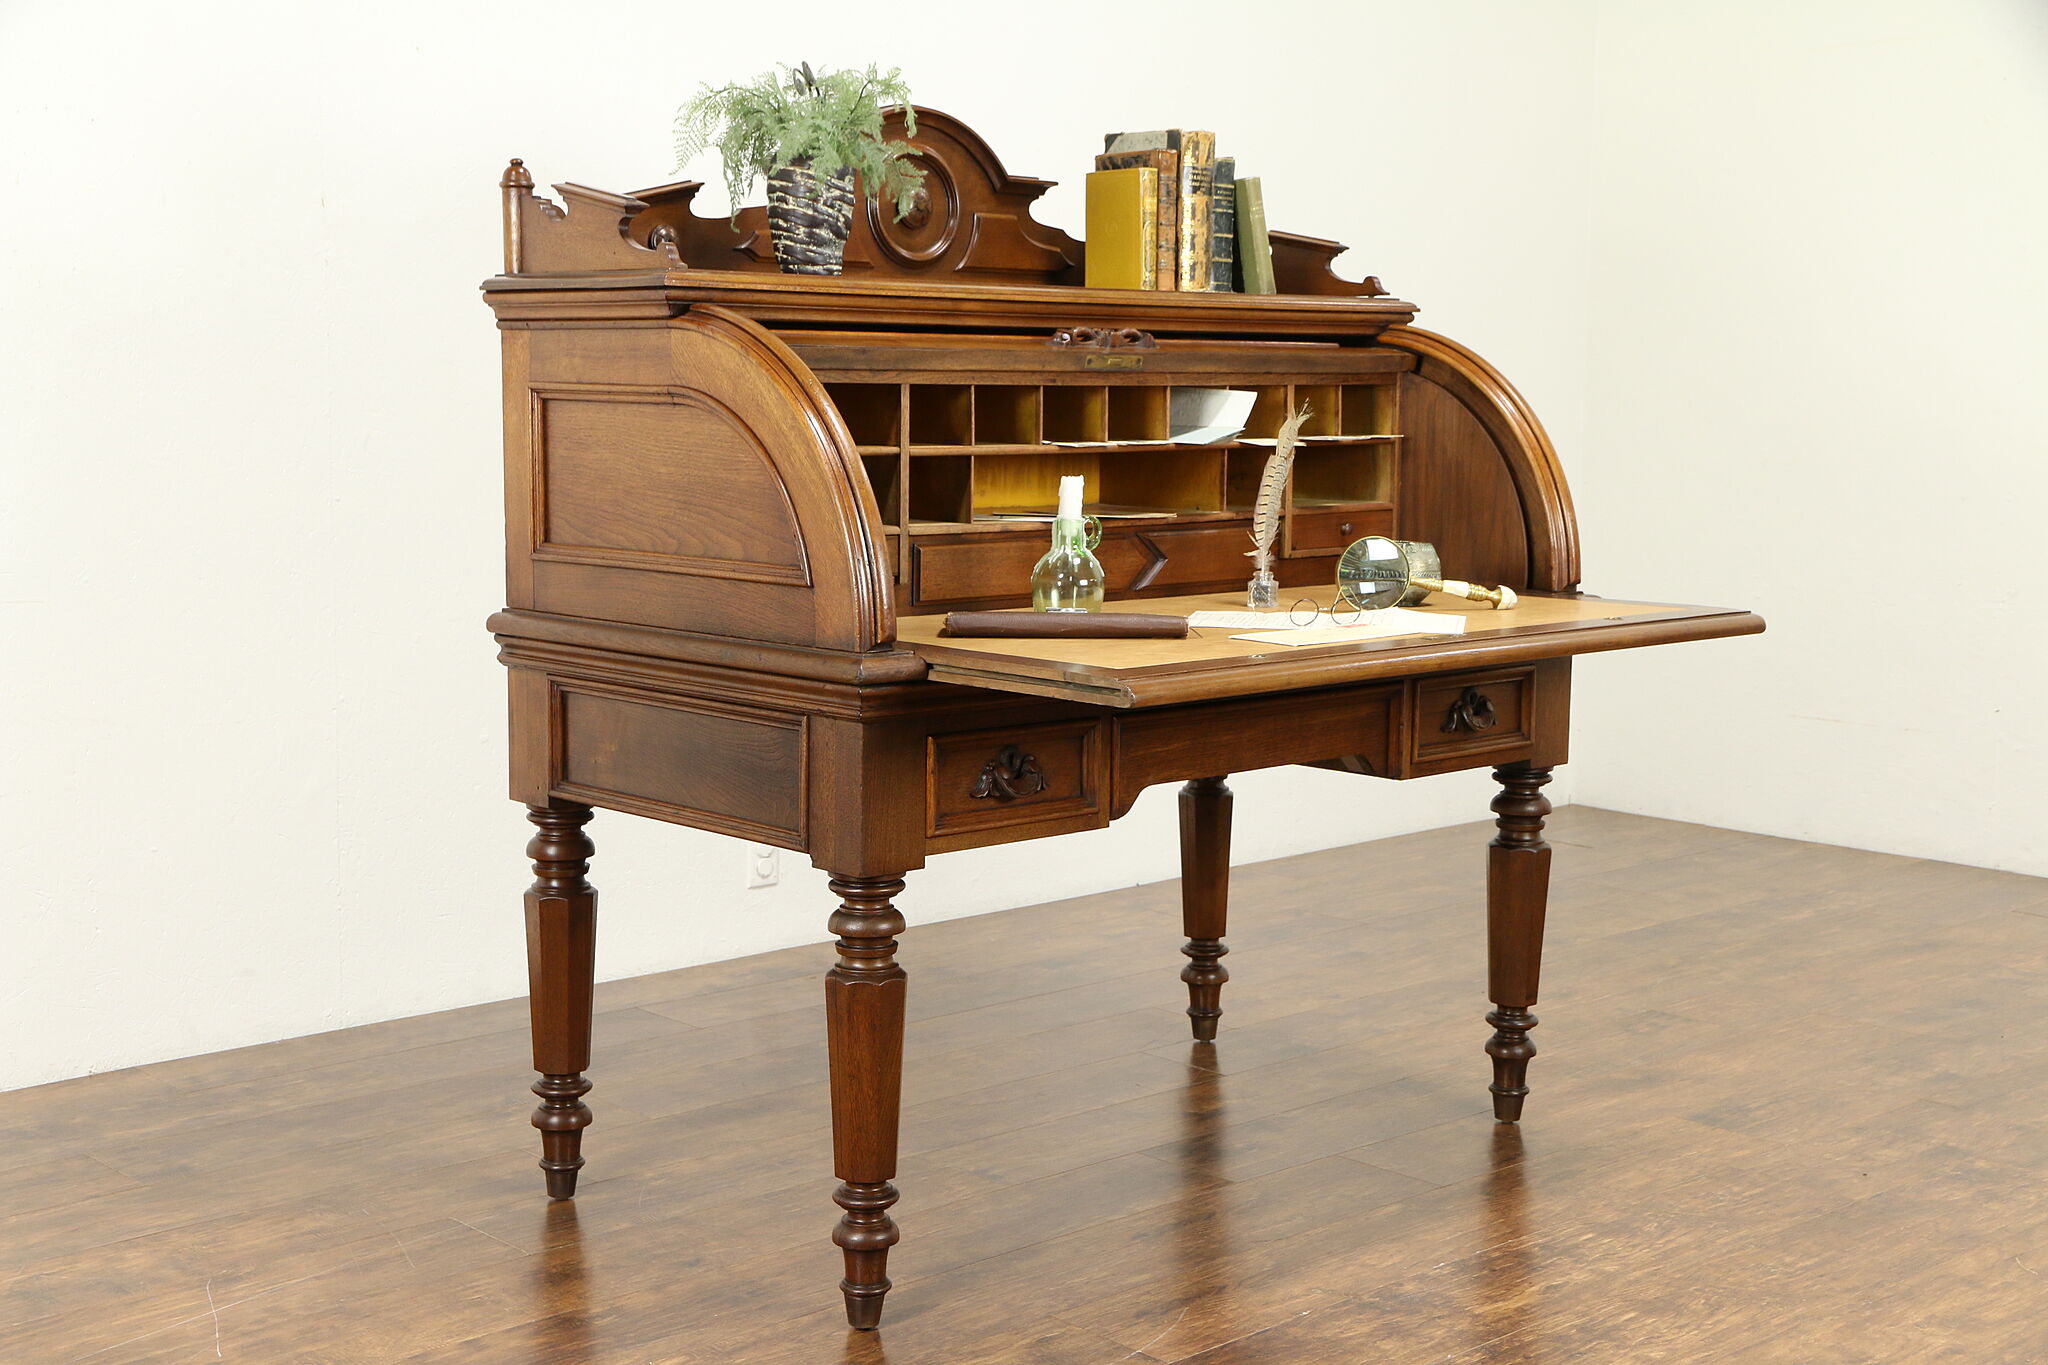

{"left": 510, "top": 307, "right": 894, "bottom": 652}
{"left": 1268, "top": 230, "right": 1389, "bottom": 298}
{"left": 1381, "top": 326, "right": 1581, "bottom": 591}
{"left": 686, "top": 305, "right": 896, "bottom": 648}
{"left": 1396, "top": 374, "right": 1530, "bottom": 590}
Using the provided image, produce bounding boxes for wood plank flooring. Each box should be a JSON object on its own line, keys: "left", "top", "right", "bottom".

{"left": 7, "top": 808, "right": 2048, "bottom": 1363}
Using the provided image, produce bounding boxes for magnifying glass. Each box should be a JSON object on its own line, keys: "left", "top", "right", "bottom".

{"left": 1336, "top": 536, "right": 1519, "bottom": 611}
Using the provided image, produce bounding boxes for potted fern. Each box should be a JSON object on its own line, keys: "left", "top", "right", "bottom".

{"left": 673, "top": 62, "right": 926, "bottom": 275}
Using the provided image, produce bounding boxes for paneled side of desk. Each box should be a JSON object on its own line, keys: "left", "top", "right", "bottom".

{"left": 499, "top": 310, "right": 892, "bottom": 652}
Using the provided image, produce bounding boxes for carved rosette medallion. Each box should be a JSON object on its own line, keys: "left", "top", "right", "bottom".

{"left": 866, "top": 152, "right": 959, "bottom": 265}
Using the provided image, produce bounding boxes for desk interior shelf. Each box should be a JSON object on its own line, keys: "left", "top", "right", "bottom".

{"left": 825, "top": 376, "right": 1405, "bottom": 601}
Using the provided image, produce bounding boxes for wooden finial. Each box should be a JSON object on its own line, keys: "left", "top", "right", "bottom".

{"left": 502, "top": 159, "right": 535, "bottom": 274}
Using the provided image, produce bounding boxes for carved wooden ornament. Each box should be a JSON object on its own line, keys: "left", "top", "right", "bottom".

{"left": 969, "top": 746, "right": 1047, "bottom": 801}
{"left": 623, "top": 109, "right": 1082, "bottom": 285}
{"left": 1444, "top": 686, "right": 1501, "bottom": 733}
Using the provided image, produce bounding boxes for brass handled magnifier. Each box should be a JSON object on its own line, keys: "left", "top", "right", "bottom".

{"left": 1335, "top": 536, "right": 1520, "bottom": 611}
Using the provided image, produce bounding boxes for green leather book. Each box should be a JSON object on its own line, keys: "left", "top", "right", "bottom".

{"left": 1236, "top": 176, "right": 1276, "bottom": 295}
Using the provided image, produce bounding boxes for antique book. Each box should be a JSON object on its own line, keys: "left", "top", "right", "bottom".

{"left": 1104, "top": 130, "right": 1216, "bottom": 291}
{"left": 1084, "top": 167, "right": 1159, "bottom": 290}
{"left": 1236, "top": 175, "right": 1277, "bottom": 294}
{"left": 1210, "top": 156, "right": 1237, "bottom": 292}
{"left": 1093, "top": 148, "right": 1178, "bottom": 287}
{"left": 1175, "top": 131, "right": 1216, "bottom": 291}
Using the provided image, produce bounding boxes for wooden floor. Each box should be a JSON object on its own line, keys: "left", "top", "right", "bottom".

{"left": 8, "top": 809, "right": 2048, "bottom": 1363}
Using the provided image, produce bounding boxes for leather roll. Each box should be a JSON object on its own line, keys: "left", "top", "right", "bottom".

{"left": 940, "top": 611, "right": 1190, "bottom": 639}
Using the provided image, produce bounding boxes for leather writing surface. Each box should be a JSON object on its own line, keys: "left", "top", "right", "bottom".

{"left": 897, "top": 587, "right": 1756, "bottom": 708}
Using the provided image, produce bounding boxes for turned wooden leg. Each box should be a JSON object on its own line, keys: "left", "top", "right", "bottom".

{"left": 824, "top": 874, "right": 908, "bottom": 1329}
{"left": 524, "top": 802, "right": 597, "bottom": 1199}
{"left": 1485, "top": 764, "right": 1553, "bottom": 1122}
{"left": 1178, "top": 776, "right": 1233, "bottom": 1042}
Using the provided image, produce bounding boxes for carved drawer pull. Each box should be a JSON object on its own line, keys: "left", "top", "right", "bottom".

{"left": 970, "top": 746, "right": 1047, "bottom": 801}
{"left": 1049, "top": 326, "right": 1156, "bottom": 350}
{"left": 1443, "top": 687, "right": 1499, "bottom": 734}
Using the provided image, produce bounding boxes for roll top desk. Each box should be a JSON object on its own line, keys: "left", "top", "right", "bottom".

{"left": 484, "top": 109, "right": 1762, "bottom": 1329}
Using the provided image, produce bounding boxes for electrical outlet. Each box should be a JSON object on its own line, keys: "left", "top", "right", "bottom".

{"left": 747, "top": 846, "right": 780, "bottom": 889}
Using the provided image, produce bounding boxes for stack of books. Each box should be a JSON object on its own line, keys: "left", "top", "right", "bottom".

{"left": 1084, "top": 128, "right": 1276, "bottom": 295}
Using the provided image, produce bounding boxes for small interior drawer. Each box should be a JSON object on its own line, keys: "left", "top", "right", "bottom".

{"left": 1407, "top": 669, "right": 1535, "bottom": 772}
{"left": 926, "top": 719, "right": 1105, "bottom": 843}
{"left": 1287, "top": 506, "right": 1392, "bottom": 558}
{"left": 911, "top": 525, "right": 1248, "bottom": 609}
{"left": 910, "top": 537, "right": 1038, "bottom": 606}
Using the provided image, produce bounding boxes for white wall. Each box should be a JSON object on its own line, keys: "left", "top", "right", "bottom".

{"left": 0, "top": 1, "right": 1593, "bottom": 1088}
{"left": 1570, "top": 0, "right": 2048, "bottom": 873}
{"left": 22, "top": 1, "right": 2033, "bottom": 1091}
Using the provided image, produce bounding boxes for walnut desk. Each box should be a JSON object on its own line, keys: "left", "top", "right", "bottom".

{"left": 483, "top": 110, "right": 1764, "bottom": 1329}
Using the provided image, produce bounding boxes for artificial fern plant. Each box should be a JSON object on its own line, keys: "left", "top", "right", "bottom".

{"left": 673, "top": 62, "right": 925, "bottom": 221}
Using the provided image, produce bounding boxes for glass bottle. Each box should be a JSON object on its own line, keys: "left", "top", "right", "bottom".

{"left": 1030, "top": 514, "right": 1106, "bottom": 612}
{"left": 1247, "top": 566, "right": 1279, "bottom": 608}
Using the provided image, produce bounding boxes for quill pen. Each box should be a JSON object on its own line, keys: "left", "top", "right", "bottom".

{"left": 1246, "top": 402, "right": 1312, "bottom": 574}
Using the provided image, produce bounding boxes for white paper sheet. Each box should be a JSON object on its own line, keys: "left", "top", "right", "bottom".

{"left": 983, "top": 509, "right": 1176, "bottom": 522}
{"left": 1186, "top": 610, "right": 1301, "bottom": 629}
{"left": 1237, "top": 435, "right": 1376, "bottom": 445}
{"left": 1167, "top": 388, "right": 1259, "bottom": 444}
{"left": 1224, "top": 608, "right": 1468, "bottom": 647}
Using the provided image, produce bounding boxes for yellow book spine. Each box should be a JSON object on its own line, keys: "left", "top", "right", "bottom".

{"left": 1084, "top": 167, "right": 1159, "bottom": 290}
{"left": 1094, "top": 149, "right": 1176, "bottom": 287}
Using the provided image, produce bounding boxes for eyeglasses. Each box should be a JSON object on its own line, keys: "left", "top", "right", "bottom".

{"left": 1289, "top": 597, "right": 1365, "bottom": 627}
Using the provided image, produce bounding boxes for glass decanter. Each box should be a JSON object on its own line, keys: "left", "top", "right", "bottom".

{"left": 1029, "top": 513, "right": 1106, "bottom": 612}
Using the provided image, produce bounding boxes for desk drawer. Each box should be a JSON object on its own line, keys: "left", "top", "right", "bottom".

{"left": 1286, "top": 506, "right": 1392, "bottom": 558}
{"left": 1116, "top": 684, "right": 1399, "bottom": 803}
{"left": 1405, "top": 668, "right": 1535, "bottom": 774}
{"left": 911, "top": 524, "right": 1248, "bottom": 609}
{"left": 927, "top": 718, "right": 1106, "bottom": 846}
